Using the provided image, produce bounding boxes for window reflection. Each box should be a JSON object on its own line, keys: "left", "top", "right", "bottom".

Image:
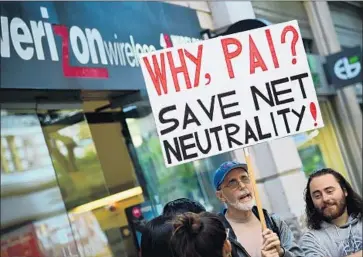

{"left": 126, "top": 114, "right": 205, "bottom": 204}
{"left": 38, "top": 109, "right": 110, "bottom": 210}
{"left": 37, "top": 106, "right": 146, "bottom": 257}
{"left": 1, "top": 112, "right": 52, "bottom": 174}
{"left": 1, "top": 109, "right": 82, "bottom": 257}
{"left": 34, "top": 212, "right": 112, "bottom": 257}
{"left": 1, "top": 109, "right": 120, "bottom": 257}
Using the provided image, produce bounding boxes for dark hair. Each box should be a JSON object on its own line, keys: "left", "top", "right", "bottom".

{"left": 163, "top": 198, "right": 206, "bottom": 217}
{"left": 221, "top": 19, "right": 267, "bottom": 36}
{"left": 170, "top": 212, "right": 227, "bottom": 257}
{"left": 304, "top": 168, "right": 363, "bottom": 230}
{"left": 140, "top": 215, "right": 173, "bottom": 257}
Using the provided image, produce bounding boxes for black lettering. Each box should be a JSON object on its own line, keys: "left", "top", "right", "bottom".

{"left": 225, "top": 123, "right": 243, "bottom": 148}
{"left": 245, "top": 120, "right": 258, "bottom": 144}
{"left": 179, "top": 134, "right": 198, "bottom": 160}
{"left": 197, "top": 96, "right": 215, "bottom": 121}
{"left": 251, "top": 83, "right": 274, "bottom": 111}
{"left": 163, "top": 138, "right": 182, "bottom": 164}
{"left": 210, "top": 126, "right": 223, "bottom": 151}
{"left": 217, "top": 90, "right": 241, "bottom": 119}
{"left": 277, "top": 108, "right": 291, "bottom": 133}
{"left": 270, "top": 112, "right": 278, "bottom": 136}
{"left": 254, "top": 116, "right": 272, "bottom": 140}
{"left": 271, "top": 77, "right": 294, "bottom": 105}
{"left": 195, "top": 129, "right": 212, "bottom": 154}
{"left": 159, "top": 105, "right": 179, "bottom": 135}
{"left": 183, "top": 103, "right": 201, "bottom": 130}
{"left": 292, "top": 105, "right": 306, "bottom": 131}
{"left": 290, "top": 73, "right": 309, "bottom": 99}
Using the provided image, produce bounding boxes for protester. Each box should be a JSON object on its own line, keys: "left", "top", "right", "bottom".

{"left": 140, "top": 198, "right": 206, "bottom": 257}
{"left": 300, "top": 168, "right": 363, "bottom": 257}
{"left": 214, "top": 161, "right": 304, "bottom": 257}
{"left": 162, "top": 197, "right": 206, "bottom": 216}
{"left": 170, "top": 212, "right": 232, "bottom": 257}
{"left": 140, "top": 215, "right": 173, "bottom": 257}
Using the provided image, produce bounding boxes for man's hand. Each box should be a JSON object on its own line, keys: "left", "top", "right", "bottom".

{"left": 262, "top": 229, "right": 284, "bottom": 257}
{"left": 261, "top": 248, "right": 279, "bottom": 257}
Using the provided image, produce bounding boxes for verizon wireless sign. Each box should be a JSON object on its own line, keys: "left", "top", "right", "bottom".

{"left": 140, "top": 20, "right": 324, "bottom": 167}
{"left": 0, "top": 2, "right": 201, "bottom": 90}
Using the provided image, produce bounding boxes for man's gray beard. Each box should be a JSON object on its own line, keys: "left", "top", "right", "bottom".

{"left": 228, "top": 198, "right": 254, "bottom": 211}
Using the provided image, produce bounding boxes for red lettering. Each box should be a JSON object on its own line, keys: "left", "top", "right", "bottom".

{"left": 249, "top": 35, "right": 267, "bottom": 74}
{"left": 142, "top": 54, "right": 168, "bottom": 96}
{"left": 265, "top": 29, "right": 280, "bottom": 68}
{"left": 184, "top": 44, "right": 203, "bottom": 87}
{"left": 164, "top": 34, "right": 173, "bottom": 48}
{"left": 221, "top": 38, "right": 242, "bottom": 79}
{"left": 53, "top": 25, "right": 108, "bottom": 78}
{"left": 167, "top": 49, "right": 192, "bottom": 92}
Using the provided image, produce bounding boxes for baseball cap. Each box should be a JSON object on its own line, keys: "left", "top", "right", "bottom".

{"left": 213, "top": 161, "right": 248, "bottom": 190}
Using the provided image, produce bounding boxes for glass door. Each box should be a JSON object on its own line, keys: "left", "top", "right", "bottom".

{"left": 1, "top": 101, "right": 150, "bottom": 257}
{"left": 37, "top": 103, "right": 144, "bottom": 257}
{"left": 37, "top": 107, "right": 111, "bottom": 211}
{"left": 1, "top": 107, "right": 83, "bottom": 257}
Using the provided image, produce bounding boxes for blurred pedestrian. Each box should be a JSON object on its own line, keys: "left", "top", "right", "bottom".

{"left": 301, "top": 168, "right": 363, "bottom": 257}
{"left": 214, "top": 161, "right": 304, "bottom": 257}
{"left": 170, "top": 211, "right": 232, "bottom": 257}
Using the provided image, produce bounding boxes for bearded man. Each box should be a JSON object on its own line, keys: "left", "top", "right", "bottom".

{"left": 214, "top": 161, "right": 304, "bottom": 257}
{"left": 301, "top": 168, "right": 363, "bottom": 257}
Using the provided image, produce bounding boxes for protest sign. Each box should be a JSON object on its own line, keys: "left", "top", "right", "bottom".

{"left": 140, "top": 20, "right": 324, "bottom": 167}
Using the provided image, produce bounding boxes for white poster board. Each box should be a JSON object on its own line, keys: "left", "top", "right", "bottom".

{"left": 140, "top": 20, "right": 324, "bottom": 167}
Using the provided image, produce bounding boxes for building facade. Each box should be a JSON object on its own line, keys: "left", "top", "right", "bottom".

{"left": 1, "top": 1, "right": 361, "bottom": 256}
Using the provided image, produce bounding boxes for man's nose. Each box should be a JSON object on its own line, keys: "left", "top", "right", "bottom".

{"left": 237, "top": 181, "right": 246, "bottom": 189}
{"left": 322, "top": 193, "right": 331, "bottom": 202}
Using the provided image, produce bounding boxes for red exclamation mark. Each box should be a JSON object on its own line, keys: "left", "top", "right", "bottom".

{"left": 310, "top": 102, "right": 317, "bottom": 127}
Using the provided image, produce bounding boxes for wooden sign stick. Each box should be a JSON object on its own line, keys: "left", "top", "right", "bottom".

{"left": 243, "top": 147, "right": 267, "bottom": 230}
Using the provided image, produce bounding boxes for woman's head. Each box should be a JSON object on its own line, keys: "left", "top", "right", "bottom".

{"left": 140, "top": 215, "right": 173, "bottom": 257}
{"left": 170, "top": 212, "right": 231, "bottom": 257}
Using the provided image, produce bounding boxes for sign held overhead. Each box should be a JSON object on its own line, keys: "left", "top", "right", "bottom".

{"left": 140, "top": 20, "right": 324, "bottom": 167}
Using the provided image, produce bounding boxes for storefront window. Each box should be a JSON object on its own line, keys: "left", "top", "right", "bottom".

{"left": 293, "top": 100, "right": 348, "bottom": 178}
{"left": 38, "top": 109, "right": 110, "bottom": 210}
{"left": 1, "top": 105, "right": 152, "bottom": 257}
{"left": 125, "top": 105, "right": 204, "bottom": 203}
{"left": 1, "top": 109, "right": 85, "bottom": 257}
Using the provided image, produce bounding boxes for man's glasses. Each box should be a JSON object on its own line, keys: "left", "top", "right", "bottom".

{"left": 221, "top": 176, "right": 251, "bottom": 190}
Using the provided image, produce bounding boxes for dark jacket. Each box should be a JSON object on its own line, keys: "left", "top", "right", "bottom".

{"left": 219, "top": 207, "right": 305, "bottom": 257}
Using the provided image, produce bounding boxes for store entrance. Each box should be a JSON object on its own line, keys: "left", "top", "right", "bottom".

{"left": 0, "top": 92, "right": 156, "bottom": 257}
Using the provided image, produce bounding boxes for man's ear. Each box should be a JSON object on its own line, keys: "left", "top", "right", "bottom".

{"left": 344, "top": 188, "right": 348, "bottom": 197}
{"left": 216, "top": 190, "right": 226, "bottom": 202}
